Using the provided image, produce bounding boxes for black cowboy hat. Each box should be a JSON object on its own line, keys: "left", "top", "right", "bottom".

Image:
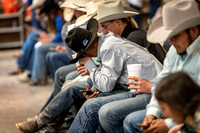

{"left": 65, "top": 18, "right": 98, "bottom": 64}
{"left": 39, "top": 0, "right": 60, "bottom": 15}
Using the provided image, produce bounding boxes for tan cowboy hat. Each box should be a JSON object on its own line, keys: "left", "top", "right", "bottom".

{"left": 60, "top": 0, "right": 86, "bottom": 12}
{"left": 147, "top": 0, "right": 200, "bottom": 43}
{"left": 73, "top": 0, "right": 91, "bottom": 7}
{"left": 29, "top": 0, "right": 45, "bottom": 10}
{"left": 63, "top": 7, "right": 74, "bottom": 22}
{"left": 74, "top": 0, "right": 103, "bottom": 27}
{"left": 96, "top": 0, "right": 139, "bottom": 23}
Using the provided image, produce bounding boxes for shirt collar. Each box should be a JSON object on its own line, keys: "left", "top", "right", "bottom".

{"left": 186, "top": 35, "right": 200, "bottom": 54}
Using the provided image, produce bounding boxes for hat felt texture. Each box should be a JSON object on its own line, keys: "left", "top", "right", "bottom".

{"left": 96, "top": 0, "right": 139, "bottom": 23}
{"left": 147, "top": 0, "right": 200, "bottom": 43}
{"left": 65, "top": 18, "right": 98, "bottom": 63}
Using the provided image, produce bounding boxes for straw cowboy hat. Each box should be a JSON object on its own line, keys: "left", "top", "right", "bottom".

{"left": 61, "top": 0, "right": 89, "bottom": 21}
{"left": 65, "top": 18, "right": 98, "bottom": 63}
{"left": 63, "top": 7, "right": 74, "bottom": 22}
{"left": 147, "top": 0, "right": 200, "bottom": 43}
{"left": 60, "top": 0, "right": 88, "bottom": 12}
{"left": 96, "top": 0, "right": 139, "bottom": 23}
{"left": 29, "top": 0, "right": 45, "bottom": 10}
{"left": 73, "top": 0, "right": 103, "bottom": 27}
{"left": 73, "top": 0, "right": 91, "bottom": 7}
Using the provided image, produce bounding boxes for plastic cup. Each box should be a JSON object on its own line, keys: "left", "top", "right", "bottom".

{"left": 127, "top": 64, "right": 142, "bottom": 92}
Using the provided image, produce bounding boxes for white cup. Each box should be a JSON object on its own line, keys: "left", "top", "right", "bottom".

{"left": 72, "top": 53, "right": 79, "bottom": 66}
{"left": 127, "top": 64, "right": 142, "bottom": 92}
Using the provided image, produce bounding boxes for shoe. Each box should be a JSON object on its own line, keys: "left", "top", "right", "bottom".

{"left": 29, "top": 80, "right": 46, "bottom": 86}
{"left": 18, "top": 72, "right": 31, "bottom": 82}
{"left": 9, "top": 68, "right": 23, "bottom": 75}
{"left": 16, "top": 119, "right": 39, "bottom": 133}
{"left": 12, "top": 53, "right": 20, "bottom": 59}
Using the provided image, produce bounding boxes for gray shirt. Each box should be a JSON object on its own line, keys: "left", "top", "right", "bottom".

{"left": 85, "top": 33, "right": 163, "bottom": 92}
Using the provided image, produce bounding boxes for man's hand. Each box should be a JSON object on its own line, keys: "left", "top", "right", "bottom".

{"left": 83, "top": 83, "right": 100, "bottom": 99}
{"left": 79, "top": 57, "right": 92, "bottom": 66}
{"left": 128, "top": 76, "right": 152, "bottom": 94}
{"left": 142, "top": 117, "right": 168, "bottom": 133}
{"left": 77, "top": 65, "right": 90, "bottom": 76}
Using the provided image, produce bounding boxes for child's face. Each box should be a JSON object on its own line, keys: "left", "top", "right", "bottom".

{"left": 158, "top": 101, "right": 184, "bottom": 124}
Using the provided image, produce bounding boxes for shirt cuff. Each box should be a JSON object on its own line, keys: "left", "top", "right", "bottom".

{"left": 85, "top": 59, "right": 97, "bottom": 73}
{"left": 165, "top": 118, "right": 177, "bottom": 129}
{"left": 146, "top": 107, "right": 161, "bottom": 118}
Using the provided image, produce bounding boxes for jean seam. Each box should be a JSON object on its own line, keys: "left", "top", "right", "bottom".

{"left": 81, "top": 109, "right": 99, "bottom": 133}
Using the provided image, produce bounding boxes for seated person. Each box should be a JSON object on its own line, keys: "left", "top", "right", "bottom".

{"left": 15, "top": 18, "right": 162, "bottom": 133}
{"left": 155, "top": 71, "right": 200, "bottom": 133}
{"left": 123, "top": 0, "right": 200, "bottom": 133}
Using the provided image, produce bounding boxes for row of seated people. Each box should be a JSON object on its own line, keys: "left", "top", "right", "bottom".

{"left": 15, "top": 0, "right": 200, "bottom": 133}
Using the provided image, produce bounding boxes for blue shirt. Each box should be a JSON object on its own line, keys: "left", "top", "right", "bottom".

{"left": 52, "top": 16, "right": 63, "bottom": 43}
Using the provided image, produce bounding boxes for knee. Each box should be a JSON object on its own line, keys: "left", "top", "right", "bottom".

{"left": 45, "top": 52, "right": 54, "bottom": 63}
{"left": 99, "top": 104, "right": 111, "bottom": 123}
{"left": 123, "top": 115, "right": 133, "bottom": 128}
{"left": 81, "top": 99, "right": 98, "bottom": 113}
{"left": 55, "top": 66, "right": 66, "bottom": 81}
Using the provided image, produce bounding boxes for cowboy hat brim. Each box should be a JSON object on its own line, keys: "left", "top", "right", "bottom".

{"left": 69, "top": 18, "right": 98, "bottom": 64}
{"left": 147, "top": 15, "right": 200, "bottom": 43}
{"left": 97, "top": 10, "right": 139, "bottom": 23}
{"left": 63, "top": 8, "right": 74, "bottom": 22}
{"left": 60, "top": 0, "right": 86, "bottom": 12}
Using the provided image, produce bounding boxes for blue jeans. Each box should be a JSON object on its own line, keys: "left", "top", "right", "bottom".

{"left": 36, "top": 81, "right": 87, "bottom": 126}
{"left": 45, "top": 52, "right": 71, "bottom": 80}
{"left": 68, "top": 90, "right": 149, "bottom": 133}
{"left": 99, "top": 94, "right": 150, "bottom": 133}
{"left": 123, "top": 109, "right": 146, "bottom": 133}
{"left": 17, "top": 30, "right": 40, "bottom": 71}
{"left": 32, "top": 43, "right": 60, "bottom": 82}
{"left": 39, "top": 64, "right": 77, "bottom": 112}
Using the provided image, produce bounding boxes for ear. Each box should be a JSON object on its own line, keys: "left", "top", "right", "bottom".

{"left": 115, "top": 19, "right": 122, "bottom": 26}
{"left": 190, "top": 26, "right": 199, "bottom": 40}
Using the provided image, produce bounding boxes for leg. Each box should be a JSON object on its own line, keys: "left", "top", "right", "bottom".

{"left": 123, "top": 109, "right": 146, "bottom": 133}
{"left": 99, "top": 94, "right": 151, "bottom": 133}
{"left": 31, "top": 43, "right": 57, "bottom": 83}
{"left": 45, "top": 52, "right": 71, "bottom": 80}
{"left": 16, "top": 81, "right": 87, "bottom": 132}
{"left": 68, "top": 91, "right": 133, "bottom": 133}
{"left": 17, "top": 30, "right": 39, "bottom": 70}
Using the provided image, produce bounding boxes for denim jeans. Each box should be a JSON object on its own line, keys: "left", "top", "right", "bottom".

{"left": 35, "top": 81, "right": 87, "bottom": 126}
{"left": 99, "top": 94, "right": 151, "bottom": 133}
{"left": 17, "top": 30, "right": 40, "bottom": 71}
{"left": 123, "top": 109, "right": 146, "bottom": 133}
{"left": 45, "top": 52, "right": 71, "bottom": 80}
{"left": 40, "top": 64, "right": 77, "bottom": 112}
{"left": 32, "top": 43, "right": 61, "bottom": 82}
{"left": 68, "top": 90, "right": 149, "bottom": 133}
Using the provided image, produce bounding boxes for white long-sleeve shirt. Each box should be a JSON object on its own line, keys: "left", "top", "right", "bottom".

{"left": 85, "top": 33, "right": 163, "bottom": 92}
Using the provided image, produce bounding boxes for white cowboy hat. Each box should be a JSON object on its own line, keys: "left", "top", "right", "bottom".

{"left": 73, "top": 0, "right": 91, "bottom": 7}
{"left": 147, "top": 0, "right": 200, "bottom": 43}
{"left": 60, "top": 0, "right": 87, "bottom": 12}
{"left": 74, "top": 0, "right": 103, "bottom": 27}
{"left": 63, "top": 7, "right": 74, "bottom": 22}
{"left": 96, "top": 0, "right": 139, "bottom": 23}
{"left": 29, "top": 0, "right": 45, "bottom": 10}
